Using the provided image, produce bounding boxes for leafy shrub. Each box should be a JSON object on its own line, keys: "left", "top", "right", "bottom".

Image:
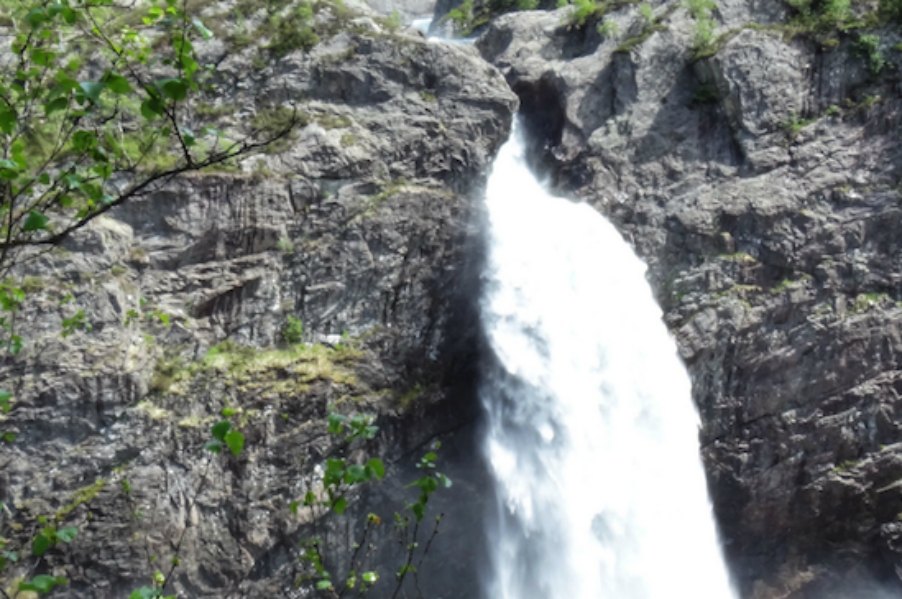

{"left": 597, "top": 17, "right": 619, "bottom": 37}
{"left": 282, "top": 315, "right": 304, "bottom": 344}
{"left": 686, "top": 0, "right": 716, "bottom": 19}
{"left": 692, "top": 17, "right": 717, "bottom": 55}
{"left": 265, "top": 2, "right": 319, "bottom": 57}
{"left": 570, "top": 0, "right": 601, "bottom": 27}
{"left": 446, "top": 0, "right": 475, "bottom": 33}
{"left": 857, "top": 33, "right": 886, "bottom": 74}
{"left": 881, "top": 0, "right": 902, "bottom": 20}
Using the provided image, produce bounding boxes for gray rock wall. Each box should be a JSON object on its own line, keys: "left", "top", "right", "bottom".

{"left": 0, "top": 19, "right": 516, "bottom": 598}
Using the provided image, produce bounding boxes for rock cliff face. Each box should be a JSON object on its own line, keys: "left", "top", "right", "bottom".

{"left": 4, "top": 0, "right": 902, "bottom": 596}
{"left": 0, "top": 11, "right": 516, "bottom": 597}
{"left": 475, "top": 1, "right": 902, "bottom": 596}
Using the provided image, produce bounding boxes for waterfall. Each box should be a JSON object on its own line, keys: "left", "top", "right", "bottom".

{"left": 479, "top": 123, "right": 737, "bottom": 599}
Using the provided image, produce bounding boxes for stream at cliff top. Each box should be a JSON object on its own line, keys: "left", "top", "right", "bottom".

{"left": 478, "top": 122, "right": 738, "bottom": 598}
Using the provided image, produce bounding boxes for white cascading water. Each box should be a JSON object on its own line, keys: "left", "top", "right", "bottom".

{"left": 480, "top": 123, "right": 737, "bottom": 599}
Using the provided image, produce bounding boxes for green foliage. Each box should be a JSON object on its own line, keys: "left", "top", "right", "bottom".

{"left": 205, "top": 418, "right": 246, "bottom": 457}
{"left": 265, "top": 1, "right": 319, "bottom": 57}
{"left": 881, "top": 0, "right": 902, "bottom": 21}
{"left": 383, "top": 10, "right": 403, "bottom": 32}
{"left": 30, "top": 524, "right": 77, "bottom": 557}
{"left": 782, "top": 113, "right": 814, "bottom": 139}
{"left": 785, "top": 0, "right": 854, "bottom": 34}
{"left": 0, "top": 0, "right": 301, "bottom": 364}
{"left": 446, "top": 0, "right": 475, "bottom": 33}
{"left": 686, "top": 0, "right": 716, "bottom": 19}
{"left": 686, "top": 0, "right": 718, "bottom": 57}
{"left": 294, "top": 413, "right": 450, "bottom": 596}
{"left": 851, "top": 291, "right": 890, "bottom": 313}
{"left": 61, "top": 308, "right": 90, "bottom": 337}
{"left": 597, "top": 18, "right": 619, "bottom": 37}
{"left": 569, "top": 0, "right": 602, "bottom": 27}
{"left": 445, "top": 0, "right": 538, "bottom": 35}
{"left": 692, "top": 17, "right": 717, "bottom": 56}
{"left": 19, "top": 574, "right": 68, "bottom": 594}
{"left": 856, "top": 33, "right": 885, "bottom": 74}
{"left": 282, "top": 315, "right": 305, "bottom": 344}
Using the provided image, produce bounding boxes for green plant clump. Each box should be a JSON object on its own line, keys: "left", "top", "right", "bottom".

{"left": 282, "top": 315, "right": 305, "bottom": 344}
{"left": 856, "top": 33, "right": 886, "bottom": 74}
{"left": 265, "top": 1, "right": 319, "bottom": 57}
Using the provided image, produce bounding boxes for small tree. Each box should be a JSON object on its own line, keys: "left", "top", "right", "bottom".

{"left": 0, "top": 0, "right": 299, "bottom": 355}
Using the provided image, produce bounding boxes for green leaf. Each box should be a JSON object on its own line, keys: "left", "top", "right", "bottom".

{"left": 0, "top": 109, "right": 15, "bottom": 134}
{"left": 224, "top": 429, "right": 244, "bottom": 457}
{"left": 0, "top": 159, "right": 19, "bottom": 180}
{"left": 22, "top": 210, "right": 49, "bottom": 232}
{"left": 204, "top": 440, "right": 222, "bottom": 454}
{"left": 315, "top": 579, "right": 334, "bottom": 591}
{"left": 78, "top": 81, "right": 104, "bottom": 103}
{"left": 103, "top": 72, "right": 132, "bottom": 95}
{"left": 25, "top": 8, "right": 47, "bottom": 28}
{"left": 140, "top": 96, "right": 165, "bottom": 120}
{"left": 129, "top": 587, "right": 158, "bottom": 599}
{"left": 2, "top": 432, "right": 16, "bottom": 444}
{"left": 323, "top": 458, "right": 345, "bottom": 486}
{"left": 72, "top": 129, "right": 97, "bottom": 151}
{"left": 31, "top": 532, "right": 53, "bottom": 557}
{"left": 327, "top": 412, "right": 344, "bottom": 435}
{"left": 181, "top": 127, "right": 195, "bottom": 147}
{"left": 332, "top": 496, "right": 348, "bottom": 515}
{"left": 157, "top": 78, "right": 188, "bottom": 101}
{"left": 56, "top": 526, "right": 78, "bottom": 543}
{"left": 361, "top": 571, "right": 379, "bottom": 584}
{"left": 344, "top": 464, "right": 367, "bottom": 484}
{"left": 366, "top": 458, "right": 385, "bottom": 480}
{"left": 0, "top": 389, "right": 11, "bottom": 413}
{"left": 211, "top": 419, "right": 230, "bottom": 441}
{"left": 19, "top": 574, "right": 66, "bottom": 593}
{"left": 289, "top": 500, "right": 299, "bottom": 514}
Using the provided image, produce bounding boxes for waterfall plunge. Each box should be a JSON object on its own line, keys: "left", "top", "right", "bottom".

{"left": 480, "top": 123, "right": 737, "bottom": 599}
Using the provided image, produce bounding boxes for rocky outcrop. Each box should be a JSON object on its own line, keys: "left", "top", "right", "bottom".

{"left": 476, "top": 2, "right": 902, "bottom": 596}
{"left": 0, "top": 13, "right": 516, "bottom": 597}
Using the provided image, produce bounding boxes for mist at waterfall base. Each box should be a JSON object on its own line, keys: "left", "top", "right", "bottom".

{"left": 478, "top": 124, "right": 737, "bottom": 599}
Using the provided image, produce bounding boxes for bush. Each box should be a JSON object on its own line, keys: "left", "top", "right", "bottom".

{"left": 282, "top": 315, "right": 304, "bottom": 344}
{"left": 265, "top": 2, "right": 319, "bottom": 57}
{"left": 881, "top": 0, "right": 902, "bottom": 20}
{"left": 857, "top": 34, "right": 886, "bottom": 74}
{"left": 570, "top": 0, "right": 601, "bottom": 27}
{"left": 597, "top": 17, "right": 619, "bottom": 37}
{"left": 686, "top": 0, "right": 716, "bottom": 19}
